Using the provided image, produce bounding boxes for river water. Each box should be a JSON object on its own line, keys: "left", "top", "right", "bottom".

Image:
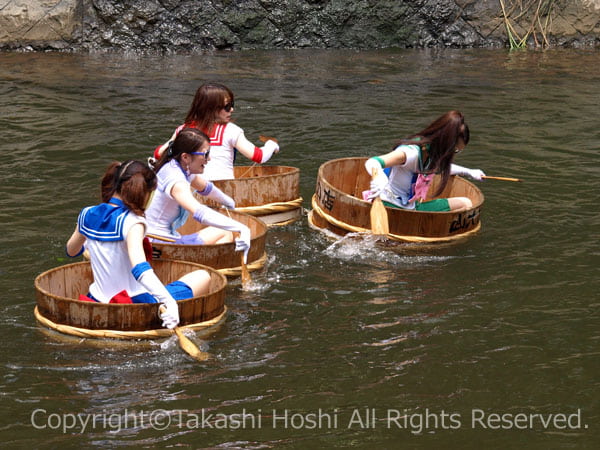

{"left": 0, "top": 48, "right": 598, "bottom": 448}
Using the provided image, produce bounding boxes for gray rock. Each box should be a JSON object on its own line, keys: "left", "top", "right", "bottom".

{"left": 1, "top": 0, "right": 599, "bottom": 51}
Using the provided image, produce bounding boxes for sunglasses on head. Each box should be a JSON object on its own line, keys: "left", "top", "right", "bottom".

{"left": 222, "top": 101, "right": 234, "bottom": 112}
{"left": 190, "top": 149, "right": 210, "bottom": 158}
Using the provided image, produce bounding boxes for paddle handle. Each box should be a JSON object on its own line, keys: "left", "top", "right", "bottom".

{"left": 225, "top": 210, "right": 252, "bottom": 286}
{"left": 235, "top": 230, "right": 252, "bottom": 287}
{"left": 482, "top": 176, "right": 522, "bottom": 182}
{"left": 239, "top": 163, "right": 257, "bottom": 179}
{"left": 147, "top": 233, "right": 176, "bottom": 243}
{"left": 239, "top": 135, "right": 279, "bottom": 179}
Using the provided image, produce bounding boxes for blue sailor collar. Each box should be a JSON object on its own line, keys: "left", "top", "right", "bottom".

{"left": 78, "top": 197, "right": 130, "bottom": 241}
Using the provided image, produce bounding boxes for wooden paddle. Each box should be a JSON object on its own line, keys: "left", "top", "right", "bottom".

{"left": 234, "top": 229, "right": 251, "bottom": 288}
{"left": 370, "top": 168, "right": 389, "bottom": 235}
{"left": 238, "top": 135, "right": 279, "bottom": 179}
{"left": 482, "top": 175, "right": 522, "bottom": 182}
{"left": 258, "top": 134, "right": 278, "bottom": 144}
{"left": 225, "top": 209, "right": 251, "bottom": 287}
{"left": 147, "top": 233, "right": 176, "bottom": 243}
{"left": 160, "top": 306, "right": 209, "bottom": 361}
{"left": 240, "top": 247, "right": 251, "bottom": 287}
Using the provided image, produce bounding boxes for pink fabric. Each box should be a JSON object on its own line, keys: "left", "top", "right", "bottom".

{"left": 409, "top": 173, "right": 434, "bottom": 203}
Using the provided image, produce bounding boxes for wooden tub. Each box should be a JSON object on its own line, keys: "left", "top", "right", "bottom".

{"left": 151, "top": 210, "right": 268, "bottom": 277}
{"left": 34, "top": 259, "right": 227, "bottom": 337}
{"left": 198, "top": 165, "right": 303, "bottom": 226}
{"left": 308, "top": 157, "right": 484, "bottom": 243}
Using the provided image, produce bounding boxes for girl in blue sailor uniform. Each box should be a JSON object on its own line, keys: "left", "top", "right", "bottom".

{"left": 65, "top": 160, "right": 210, "bottom": 329}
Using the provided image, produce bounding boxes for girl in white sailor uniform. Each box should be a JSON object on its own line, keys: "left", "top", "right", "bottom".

{"left": 153, "top": 83, "right": 279, "bottom": 181}
{"left": 65, "top": 160, "right": 209, "bottom": 329}
{"left": 146, "top": 127, "right": 252, "bottom": 264}
{"left": 365, "top": 110, "right": 486, "bottom": 212}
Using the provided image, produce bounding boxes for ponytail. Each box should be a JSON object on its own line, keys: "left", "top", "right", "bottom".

{"left": 100, "top": 160, "right": 157, "bottom": 216}
{"left": 151, "top": 127, "right": 210, "bottom": 173}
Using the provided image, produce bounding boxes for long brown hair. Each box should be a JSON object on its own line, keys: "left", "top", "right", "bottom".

{"left": 184, "top": 83, "right": 234, "bottom": 134}
{"left": 101, "top": 160, "right": 157, "bottom": 216}
{"left": 150, "top": 127, "right": 210, "bottom": 174}
{"left": 396, "top": 110, "right": 470, "bottom": 196}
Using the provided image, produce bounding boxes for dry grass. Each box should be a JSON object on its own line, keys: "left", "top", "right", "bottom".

{"left": 499, "top": 0, "right": 556, "bottom": 49}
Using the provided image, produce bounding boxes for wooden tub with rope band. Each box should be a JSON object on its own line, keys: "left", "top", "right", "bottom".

{"left": 151, "top": 210, "right": 267, "bottom": 277}
{"left": 34, "top": 259, "right": 227, "bottom": 339}
{"left": 197, "top": 165, "right": 303, "bottom": 226}
{"left": 309, "top": 157, "right": 484, "bottom": 243}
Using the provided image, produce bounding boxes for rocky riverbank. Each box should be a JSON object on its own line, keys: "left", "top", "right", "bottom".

{"left": 1, "top": 0, "right": 599, "bottom": 52}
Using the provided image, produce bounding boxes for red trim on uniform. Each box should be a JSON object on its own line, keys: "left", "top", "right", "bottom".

{"left": 207, "top": 124, "right": 226, "bottom": 146}
{"left": 179, "top": 122, "right": 227, "bottom": 146}
{"left": 252, "top": 146, "right": 263, "bottom": 163}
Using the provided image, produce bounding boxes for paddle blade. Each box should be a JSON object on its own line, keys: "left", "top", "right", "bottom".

{"left": 160, "top": 306, "right": 209, "bottom": 361}
{"left": 174, "top": 327, "right": 209, "bottom": 361}
{"left": 370, "top": 197, "right": 389, "bottom": 235}
{"left": 240, "top": 253, "right": 251, "bottom": 286}
{"left": 369, "top": 169, "right": 389, "bottom": 235}
{"left": 259, "top": 134, "right": 278, "bottom": 144}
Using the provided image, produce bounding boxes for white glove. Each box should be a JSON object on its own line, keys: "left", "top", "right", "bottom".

{"left": 198, "top": 181, "right": 235, "bottom": 209}
{"left": 193, "top": 206, "right": 252, "bottom": 263}
{"left": 160, "top": 299, "right": 180, "bottom": 329}
{"left": 235, "top": 227, "right": 251, "bottom": 264}
{"left": 364, "top": 158, "right": 382, "bottom": 177}
{"left": 193, "top": 205, "right": 249, "bottom": 233}
{"left": 368, "top": 172, "right": 389, "bottom": 201}
{"left": 259, "top": 140, "right": 279, "bottom": 163}
{"left": 451, "top": 164, "right": 486, "bottom": 181}
{"left": 217, "top": 192, "right": 236, "bottom": 210}
{"left": 132, "top": 262, "right": 180, "bottom": 329}
{"left": 364, "top": 158, "right": 388, "bottom": 201}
